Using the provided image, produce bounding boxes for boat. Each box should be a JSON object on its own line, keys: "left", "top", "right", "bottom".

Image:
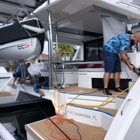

{"left": 0, "top": 18, "right": 45, "bottom": 64}
{"left": 1, "top": 0, "right": 140, "bottom": 139}
{"left": 0, "top": 13, "right": 46, "bottom": 105}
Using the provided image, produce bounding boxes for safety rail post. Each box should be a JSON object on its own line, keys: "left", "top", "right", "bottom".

{"left": 52, "top": 61, "right": 65, "bottom": 88}
{"left": 20, "top": 62, "right": 26, "bottom": 84}
{"left": 48, "top": 0, "right": 54, "bottom": 89}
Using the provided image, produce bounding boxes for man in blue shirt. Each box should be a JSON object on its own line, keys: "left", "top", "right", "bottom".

{"left": 103, "top": 32, "right": 140, "bottom": 95}
{"left": 34, "top": 76, "right": 49, "bottom": 97}
{"left": 12, "top": 62, "right": 32, "bottom": 87}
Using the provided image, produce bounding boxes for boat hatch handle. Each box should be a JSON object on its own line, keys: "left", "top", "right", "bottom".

{"left": 121, "top": 99, "right": 132, "bottom": 116}
{"left": 116, "top": 2, "right": 140, "bottom": 10}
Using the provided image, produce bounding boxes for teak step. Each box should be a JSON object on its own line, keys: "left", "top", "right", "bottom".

{"left": 25, "top": 116, "right": 107, "bottom": 140}
{"left": 60, "top": 86, "right": 127, "bottom": 98}
{"left": 0, "top": 91, "right": 12, "bottom": 97}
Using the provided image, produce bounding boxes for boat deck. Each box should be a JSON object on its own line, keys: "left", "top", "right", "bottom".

{"left": 25, "top": 116, "right": 107, "bottom": 140}
{"left": 24, "top": 85, "right": 123, "bottom": 140}
{"left": 59, "top": 85, "right": 128, "bottom": 98}
{"left": 99, "top": 107, "right": 117, "bottom": 116}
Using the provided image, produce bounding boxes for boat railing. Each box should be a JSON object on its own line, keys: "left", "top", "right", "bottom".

{"left": 3, "top": 8, "right": 32, "bottom": 25}
{"left": 2, "top": 8, "right": 48, "bottom": 31}
{"left": 52, "top": 61, "right": 65, "bottom": 88}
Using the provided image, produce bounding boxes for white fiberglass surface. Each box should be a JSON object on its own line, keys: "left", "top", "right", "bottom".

{"left": 123, "top": 109, "right": 140, "bottom": 140}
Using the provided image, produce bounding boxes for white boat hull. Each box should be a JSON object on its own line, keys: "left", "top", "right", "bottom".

{"left": 0, "top": 37, "right": 41, "bottom": 63}
{"left": 0, "top": 123, "right": 15, "bottom": 140}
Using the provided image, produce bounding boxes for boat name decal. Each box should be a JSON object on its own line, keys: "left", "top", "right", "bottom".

{"left": 67, "top": 110, "right": 97, "bottom": 120}
{"left": 17, "top": 44, "right": 30, "bottom": 49}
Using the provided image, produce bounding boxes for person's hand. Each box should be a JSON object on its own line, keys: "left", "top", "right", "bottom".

{"left": 39, "top": 90, "right": 45, "bottom": 96}
{"left": 41, "top": 85, "right": 45, "bottom": 89}
{"left": 128, "top": 64, "right": 135, "bottom": 72}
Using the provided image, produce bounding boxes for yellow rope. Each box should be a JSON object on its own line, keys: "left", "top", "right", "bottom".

{"left": 68, "top": 77, "right": 139, "bottom": 109}
{"left": 53, "top": 77, "right": 139, "bottom": 113}
{"left": 53, "top": 88, "right": 67, "bottom": 114}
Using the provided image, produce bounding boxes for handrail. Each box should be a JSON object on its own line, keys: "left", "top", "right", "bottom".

{"left": 54, "top": 64, "right": 59, "bottom": 87}
{"left": 52, "top": 61, "right": 65, "bottom": 88}
{"left": 116, "top": 1, "right": 140, "bottom": 10}
{"left": 20, "top": 62, "right": 26, "bottom": 84}
{"left": 121, "top": 99, "right": 132, "bottom": 116}
{"left": 3, "top": 8, "right": 48, "bottom": 30}
{"left": 3, "top": 8, "right": 32, "bottom": 25}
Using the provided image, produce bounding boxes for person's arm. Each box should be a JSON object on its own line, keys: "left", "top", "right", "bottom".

{"left": 12, "top": 77, "right": 17, "bottom": 86}
{"left": 125, "top": 53, "right": 131, "bottom": 64}
{"left": 34, "top": 82, "right": 45, "bottom": 95}
{"left": 38, "top": 90, "right": 45, "bottom": 95}
{"left": 41, "top": 84, "right": 49, "bottom": 90}
{"left": 125, "top": 53, "right": 129, "bottom": 59}
{"left": 120, "top": 51, "right": 134, "bottom": 71}
{"left": 34, "top": 83, "right": 39, "bottom": 93}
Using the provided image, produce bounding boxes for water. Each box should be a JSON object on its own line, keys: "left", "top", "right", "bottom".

{"left": 0, "top": 100, "right": 55, "bottom": 140}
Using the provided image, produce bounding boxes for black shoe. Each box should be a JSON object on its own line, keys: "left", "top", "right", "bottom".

{"left": 103, "top": 88, "right": 112, "bottom": 95}
{"left": 115, "top": 87, "right": 123, "bottom": 92}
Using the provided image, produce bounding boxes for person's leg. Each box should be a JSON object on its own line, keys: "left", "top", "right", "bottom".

{"left": 113, "top": 72, "right": 120, "bottom": 88}
{"left": 103, "top": 72, "right": 112, "bottom": 95}
{"left": 113, "top": 55, "right": 123, "bottom": 92}
{"left": 12, "top": 73, "right": 18, "bottom": 86}
{"left": 17, "top": 78, "right": 21, "bottom": 83}
{"left": 12, "top": 77, "right": 17, "bottom": 86}
{"left": 103, "top": 72, "right": 111, "bottom": 88}
{"left": 102, "top": 51, "right": 115, "bottom": 95}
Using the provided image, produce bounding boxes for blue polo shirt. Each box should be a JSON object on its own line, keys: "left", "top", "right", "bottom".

{"left": 103, "top": 34, "right": 131, "bottom": 54}
{"left": 13, "top": 66, "right": 32, "bottom": 79}
{"left": 34, "top": 77, "right": 49, "bottom": 93}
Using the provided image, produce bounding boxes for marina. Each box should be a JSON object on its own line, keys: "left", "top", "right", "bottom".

{"left": 0, "top": 0, "right": 140, "bottom": 140}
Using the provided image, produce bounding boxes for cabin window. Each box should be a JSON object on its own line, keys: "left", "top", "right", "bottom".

{"left": 84, "top": 38, "right": 103, "bottom": 61}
